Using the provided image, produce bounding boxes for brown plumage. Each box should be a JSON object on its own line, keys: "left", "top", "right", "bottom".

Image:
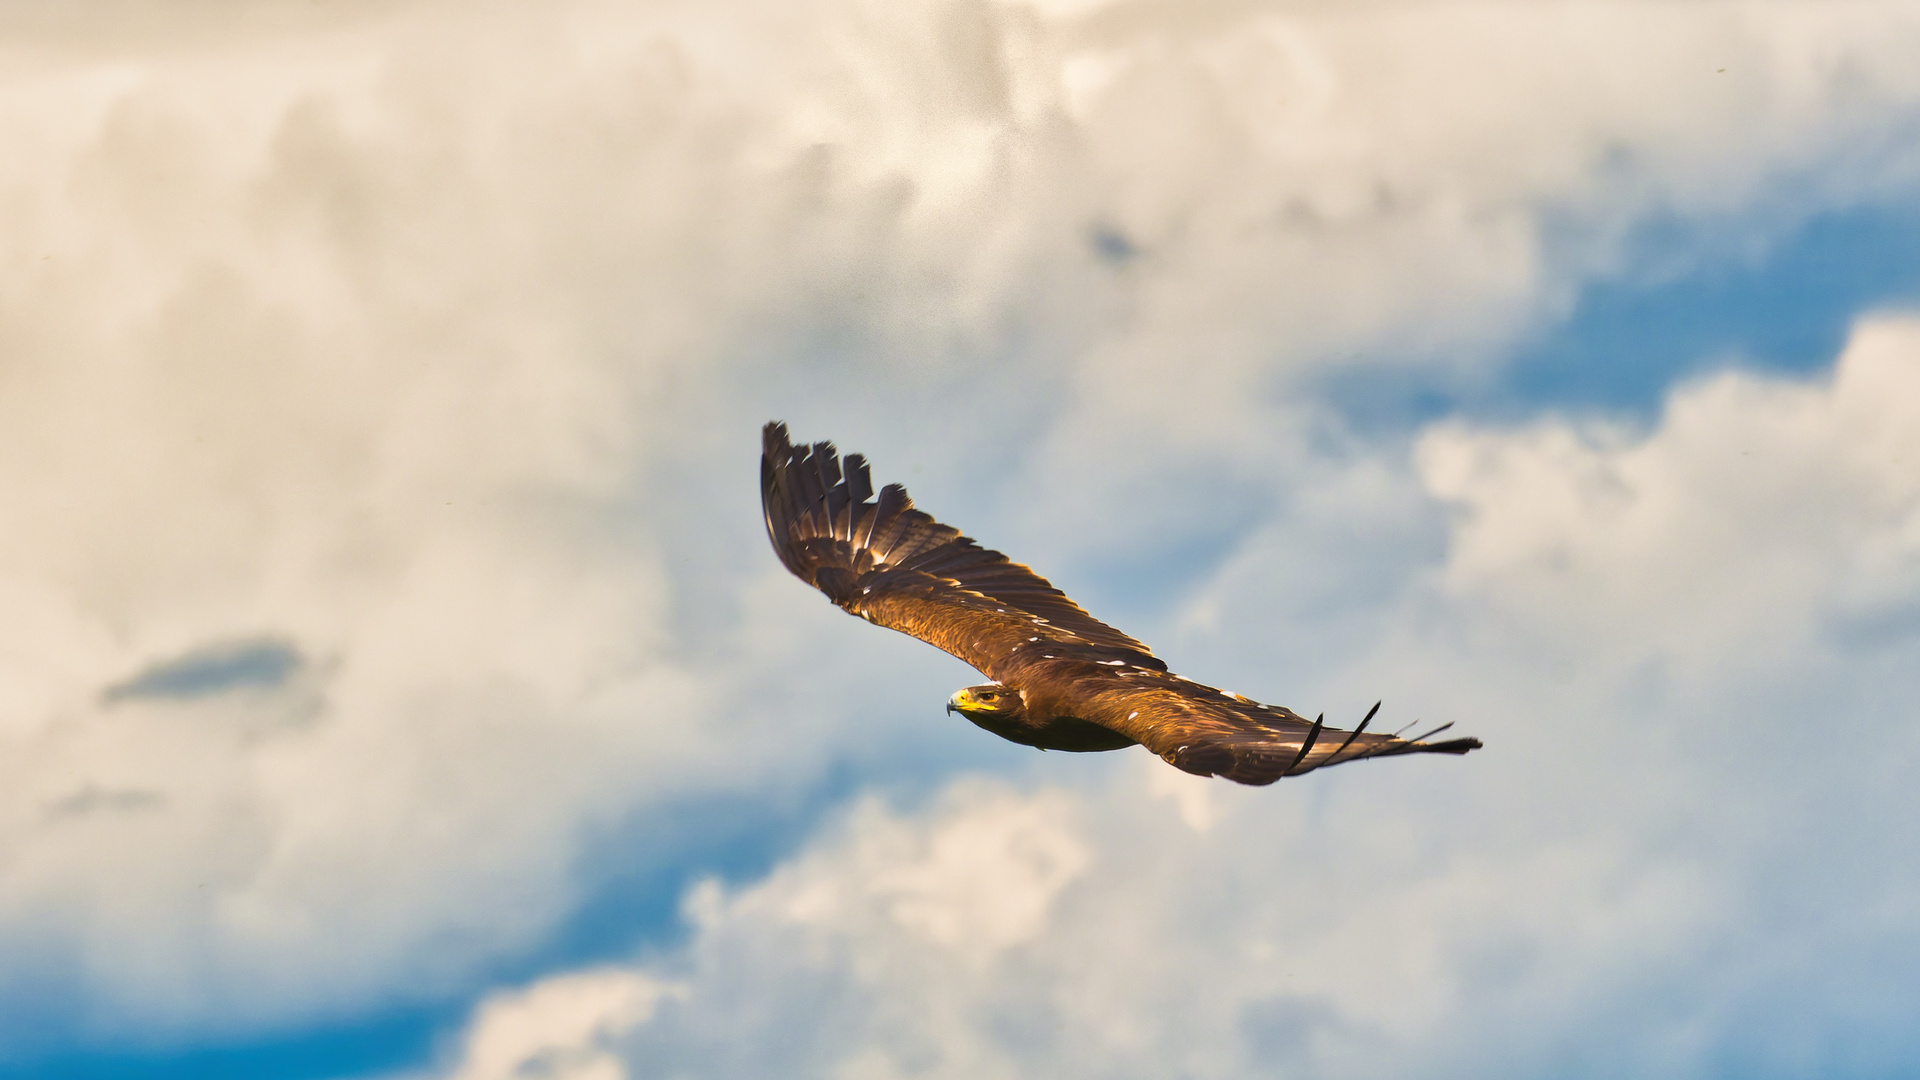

{"left": 762, "top": 422, "right": 1481, "bottom": 785}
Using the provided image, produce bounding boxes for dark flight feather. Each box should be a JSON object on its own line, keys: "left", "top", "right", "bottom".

{"left": 762, "top": 422, "right": 1480, "bottom": 785}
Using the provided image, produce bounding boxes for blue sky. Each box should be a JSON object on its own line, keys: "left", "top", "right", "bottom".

{"left": 4, "top": 3, "right": 1920, "bottom": 1078}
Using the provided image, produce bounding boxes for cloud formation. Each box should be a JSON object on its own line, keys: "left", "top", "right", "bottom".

{"left": 438, "top": 319, "right": 1920, "bottom": 1080}
{"left": 1, "top": 0, "right": 1918, "bottom": 1063}
{"left": 441, "top": 967, "right": 678, "bottom": 1080}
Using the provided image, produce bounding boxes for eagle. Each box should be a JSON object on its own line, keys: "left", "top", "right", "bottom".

{"left": 761, "top": 422, "right": 1480, "bottom": 785}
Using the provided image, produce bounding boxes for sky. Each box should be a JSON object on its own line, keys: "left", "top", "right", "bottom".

{"left": 2, "top": 1, "right": 1920, "bottom": 1077}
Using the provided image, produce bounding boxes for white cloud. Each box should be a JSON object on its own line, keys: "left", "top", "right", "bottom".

{"left": 425, "top": 318, "right": 1920, "bottom": 1079}
{"left": 1418, "top": 315, "right": 1920, "bottom": 685}
{"left": 2, "top": 0, "right": 1920, "bottom": 1051}
{"left": 440, "top": 968, "right": 679, "bottom": 1080}
{"left": 717, "top": 780, "right": 1089, "bottom": 955}
{"left": 487, "top": 766, "right": 1739, "bottom": 1080}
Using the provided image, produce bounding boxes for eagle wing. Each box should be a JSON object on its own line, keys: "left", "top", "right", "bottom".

{"left": 761, "top": 422, "right": 1161, "bottom": 680}
{"left": 1078, "top": 671, "right": 1481, "bottom": 785}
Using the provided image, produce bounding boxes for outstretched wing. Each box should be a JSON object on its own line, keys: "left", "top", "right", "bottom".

{"left": 762, "top": 422, "right": 1161, "bottom": 679}
{"left": 1076, "top": 669, "right": 1481, "bottom": 785}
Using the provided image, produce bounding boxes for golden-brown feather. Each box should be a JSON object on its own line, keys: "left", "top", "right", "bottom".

{"left": 763, "top": 422, "right": 1159, "bottom": 677}
{"left": 1071, "top": 670, "right": 1475, "bottom": 784}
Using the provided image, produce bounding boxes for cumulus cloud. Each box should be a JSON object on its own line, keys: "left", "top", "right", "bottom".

{"left": 1420, "top": 317, "right": 1920, "bottom": 669}
{"left": 428, "top": 318, "right": 1920, "bottom": 1079}
{"left": 438, "top": 967, "right": 679, "bottom": 1080}
{"left": 3, "top": 0, "right": 1920, "bottom": 1054}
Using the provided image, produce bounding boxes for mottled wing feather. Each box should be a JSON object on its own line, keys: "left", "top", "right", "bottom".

{"left": 1082, "top": 672, "right": 1481, "bottom": 785}
{"left": 762, "top": 423, "right": 1161, "bottom": 679}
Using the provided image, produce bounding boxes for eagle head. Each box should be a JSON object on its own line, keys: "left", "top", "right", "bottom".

{"left": 947, "top": 684, "right": 1025, "bottom": 722}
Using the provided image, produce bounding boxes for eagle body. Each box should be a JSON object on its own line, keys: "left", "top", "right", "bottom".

{"left": 948, "top": 678, "right": 1140, "bottom": 752}
{"left": 762, "top": 422, "right": 1481, "bottom": 785}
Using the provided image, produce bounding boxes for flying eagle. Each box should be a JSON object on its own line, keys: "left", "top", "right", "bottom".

{"left": 761, "top": 422, "right": 1480, "bottom": 785}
